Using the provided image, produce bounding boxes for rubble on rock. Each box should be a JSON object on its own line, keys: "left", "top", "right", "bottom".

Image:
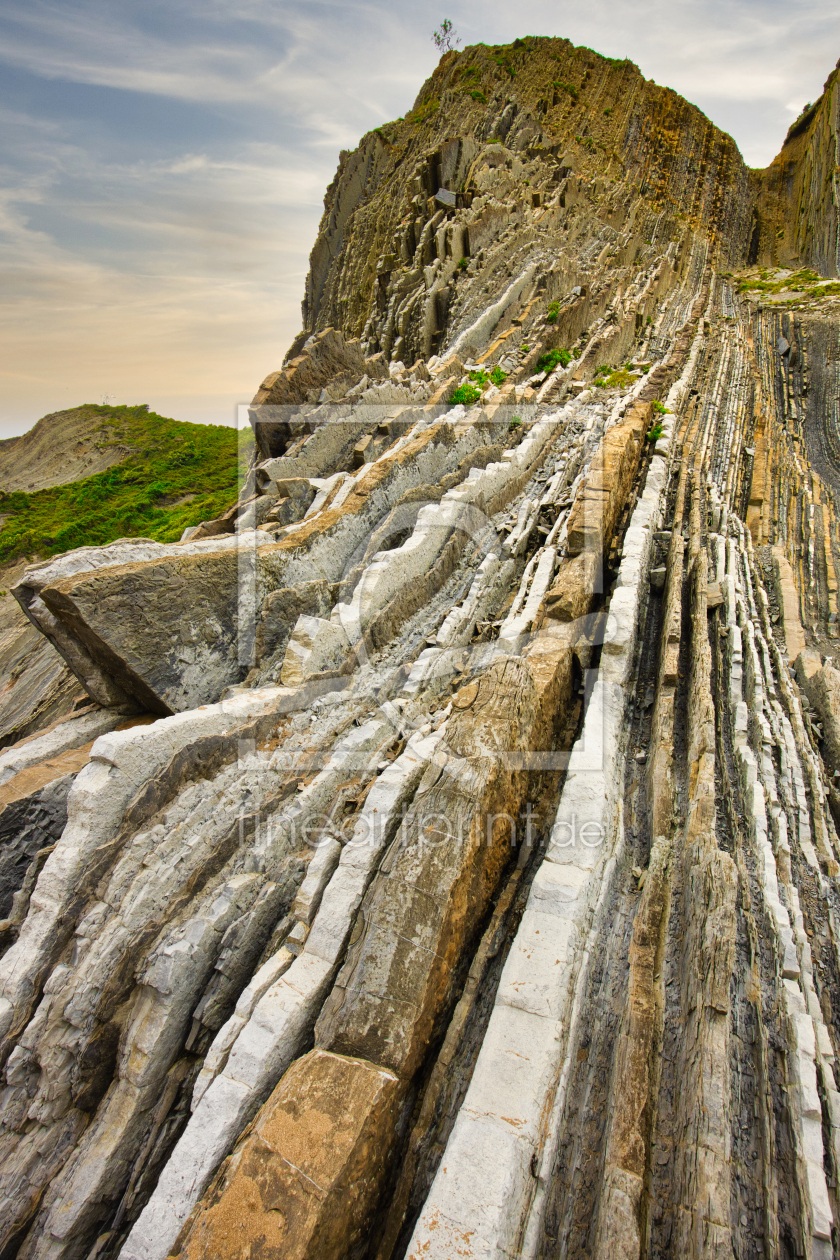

{"left": 3, "top": 33, "right": 840, "bottom": 1260}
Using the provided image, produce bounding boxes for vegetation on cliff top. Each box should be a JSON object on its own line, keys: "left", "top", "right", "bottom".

{"left": 0, "top": 404, "right": 245, "bottom": 565}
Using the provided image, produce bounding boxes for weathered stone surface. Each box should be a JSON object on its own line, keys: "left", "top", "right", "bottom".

{"left": 173, "top": 1050, "right": 401, "bottom": 1260}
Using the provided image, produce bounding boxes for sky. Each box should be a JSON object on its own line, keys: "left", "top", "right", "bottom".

{"left": 1, "top": 0, "right": 838, "bottom": 440}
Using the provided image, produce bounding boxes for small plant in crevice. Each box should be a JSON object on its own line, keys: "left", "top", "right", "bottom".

{"left": 553, "top": 80, "right": 579, "bottom": 102}
{"left": 652, "top": 399, "right": 670, "bottom": 415}
{"left": 457, "top": 256, "right": 469, "bottom": 270}
{"left": 646, "top": 423, "right": 664, "bottom": 443}
{"left": 449, "top": 383, "right": 482, "bottom": 406}
{"left": 489, "top": 365, "right": 507, "bottom": 386}
{"left": 546, "top": 301, "right": 560, "bottom": 323}
{"left": 508, "top": 416, "right": 522, "bottom": 431}
{"left": 537, "top": 348, "right": 572, "bottom": 374}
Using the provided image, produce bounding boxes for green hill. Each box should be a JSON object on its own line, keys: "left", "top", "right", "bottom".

{"left": 0, "top": 404, "right": 248, "bottom": 566}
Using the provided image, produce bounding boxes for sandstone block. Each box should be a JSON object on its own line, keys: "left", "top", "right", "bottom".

{"left": 175, "top": 1050, "right": 401, "bottom": 1260}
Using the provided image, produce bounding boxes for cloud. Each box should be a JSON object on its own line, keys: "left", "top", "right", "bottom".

{"left": 1, "top": 0, "right": 839, "bottom": 436}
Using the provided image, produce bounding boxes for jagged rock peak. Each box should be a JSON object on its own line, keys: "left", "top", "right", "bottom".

{"left": 287, "top": 34, "right": 838, "bottom": 376}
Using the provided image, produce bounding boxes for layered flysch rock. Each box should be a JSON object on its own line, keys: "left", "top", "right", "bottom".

{"left": 2, "top": 32, "right": 840, "bottom": 1260}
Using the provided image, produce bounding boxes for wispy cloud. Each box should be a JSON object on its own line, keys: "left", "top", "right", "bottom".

{"left": 0, "top": 0, "right": 838, "bottom": 436}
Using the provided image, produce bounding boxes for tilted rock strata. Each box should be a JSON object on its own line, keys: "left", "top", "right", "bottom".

{"left": 3, "top": 32, "right": 840, "bottom": 1260}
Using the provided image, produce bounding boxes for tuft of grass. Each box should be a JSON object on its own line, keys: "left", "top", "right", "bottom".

{"left": 652, "top": 400, "right": 670, "bottom": 415}
{"left": 449, "top": 383, "right": 482, "bottom": 406}
{"left": 595, "top": 367, "right": 638, "bottom": 389}
{"left": 468, "top": 89, "right": 487, "bottom": 103}
{"left": 553, "top": 80, "right": 579, "bottom": 101}
{"left": 536, "top": 348, "right": 572, "bottom": 374}
{"left": 467, "top": 364, "right": 507, "bottom": 389}
{"left": 407, "top": 97, "right": 440, "bottom": 125}
{"left": 0, "top": 404, "right": 245, "bottom": 565}
{"left": 508, "top": 416, "right": 522, "bottom": 431}
{"left": 546, "top": 301, "right": 560, "bottom": 324}
{"left": 646, "top": 422, "right": 664, "bottom": 442}
{"left": 457, "top": 256, "right": 470, "bottom": 270}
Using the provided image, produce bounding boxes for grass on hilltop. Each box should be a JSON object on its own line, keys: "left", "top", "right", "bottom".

{"left": 0, "top": 404, "right": 247, "bottom": 565}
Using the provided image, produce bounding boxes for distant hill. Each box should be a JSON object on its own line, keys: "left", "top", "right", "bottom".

{"left": 0, "top": 403, "right": 247, "bottom": 566}
{"left": 0, "top": 405, "right": 133, "bottom": 494}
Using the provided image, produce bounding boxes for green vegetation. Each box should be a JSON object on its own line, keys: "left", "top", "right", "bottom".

{"left": 468, "top": 89, "right": 487, "bottom": 103}
{"left": 546, "top": 301, "right": 560, "bottom": 324}
{"left": 646, "top": 422, "right": 664, "bottom": 442}
{"left": 553, "top": 80, "right": 579, "bottom": 102}
{"left": 652, "top": 400, "right": 670, "bottom": 415}
{"left": 449, "top": 383, "right": 482, "bottom": 406}
{"left": 457, "top": 256, "right": 470, "bottom": 270}
{"left": 508, "top": 416, "right": 522, "bottom": 431}
{"left": 407, "top": 97, "right": 440, "bottom": 125}
{"left": 594, "top": 367, "right": 638, "bottom": 389}
{"left": 736, "top": 268, "right": 840, "bottom": 298}
{"left": 0, "top": 404, "right": 244, "bottom": 566}
{"left": 491, "top": 50, "right": 515, "bottom": 78}
{"left": 521, "top": 343, "right": 530, "bottom": 352}
{"left": 431, "top": 19, "right": 460, "bottom": 53}
{"left": 537, "top": 348, "right": 572, "bottom": 374}
{"left": 468, "top": 365, "right": 508, "bottom": 389}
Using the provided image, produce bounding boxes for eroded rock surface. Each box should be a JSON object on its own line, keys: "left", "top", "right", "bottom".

{"left": 3, "top": 32, "right": 840, "bottom": 1260}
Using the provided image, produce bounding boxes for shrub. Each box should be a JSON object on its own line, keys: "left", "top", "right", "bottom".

{"left": 508, "top": 417, "right": 522, "bottom": 431}
{"left": 652, "top": 400, "right": 670, "bottom": 415}
{"left": 546, "top": 301, "right": 560, "bottom": 323}
{"left": 449, "top": 383, "right": 482, "bottom": 406}
{"left": 596, "top": 367, "right": 638, "bottom": 389}
{"left": 520, "top": 343, "right": 530, "bottom": 352}
{"left": 536, "top": 348, "right": 572, "bottom": 374}
{"left": 469, "top": 89, "right": 487, "bottom": 103}
{"left": 553, "top": 80, "right": 579, "bottom": 101}
{"left": 457, "top": 256, "right": 469, "bottom": 270}
{"left": 646, "top": 423, "right": 664, "bottom": 442}
{"left": 489, "top": 365, "right": 507, "bottom": 386}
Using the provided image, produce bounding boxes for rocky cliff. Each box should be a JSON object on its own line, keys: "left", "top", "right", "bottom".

{"left": 2, "top": 34, "right": 840, "bottom": 1260}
